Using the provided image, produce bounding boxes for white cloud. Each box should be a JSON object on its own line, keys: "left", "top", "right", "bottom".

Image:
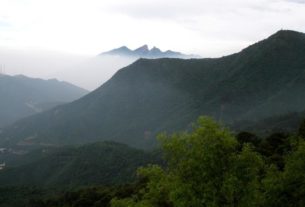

{"left": 286, "top": 0, "right": 305, "bottom": 3}
{"left": 0, "top": 0, "right": 304, "bottom": 57}
{"left": 0, "top": 0, "right": 304, "bottom": 90}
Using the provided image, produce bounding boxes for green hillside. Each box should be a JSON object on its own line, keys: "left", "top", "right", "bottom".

{"left": 0, "top": 74, "right": 88, "bottom": 127}
{"left": 0, "top": 141, "right": 161, "bottom": 187}
{"left": 1, "top": 30, "right": 305, "bottom": 149}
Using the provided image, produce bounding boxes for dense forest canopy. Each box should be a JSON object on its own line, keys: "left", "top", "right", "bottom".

{"left": 110, "top": 117, "right": 305, "bottom": 207}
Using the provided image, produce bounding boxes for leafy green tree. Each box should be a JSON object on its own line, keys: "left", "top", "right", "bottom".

{"left": 263, "top": 140, "right": 305, "bottom": 207}
{"left": 259, "top": 132, "right": 291, "bottom": 169}
{"left": 281, "top": 141, "right": 305, "bottom": 206}
{"left": 111, "top": 117, "right": 266, "bottom": 207}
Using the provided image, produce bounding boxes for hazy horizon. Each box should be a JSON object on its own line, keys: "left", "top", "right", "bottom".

{"left": 1, "top": 0, "right": 305, "bottom": 89}
{"left": 0, "top": 29, "right": 303, "bottom": 90}
{"left": 1, "top": 0, "right": 305, "bottom": 57}
{"left": 0, "top": 48, "right": 138, "bottom": 90}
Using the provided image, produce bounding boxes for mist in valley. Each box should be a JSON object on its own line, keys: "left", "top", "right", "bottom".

{"left": 0, "top": 48, "right": 137, "bottom": 90}
{"left": 1, "top": 0, "right": 305, "bottom": 206}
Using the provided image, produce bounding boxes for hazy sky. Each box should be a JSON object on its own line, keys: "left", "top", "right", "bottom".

{"left": 0, "top": 0, "right": 305, "bottom": 57}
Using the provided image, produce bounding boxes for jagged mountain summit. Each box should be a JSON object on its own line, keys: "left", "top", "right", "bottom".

{"left": 100, "top": 45, "right": 200, "bottom": 59}
{"left": 0, "top": 74, "right": 88, "bottom": 127}
{"left": 1, "top": 30, "right": 305, "bottom": 149}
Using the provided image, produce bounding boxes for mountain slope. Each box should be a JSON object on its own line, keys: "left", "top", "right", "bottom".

{"left": 232, "top": 110, "right": 305, "bottom": 136}
{"left": 0, "top": 142, "right": 161, "bottom": 187}
{"left": 101, "top": 45, "right": 200, "bottom": 59}
{"left": 202, "top": 30, "right": 305, "bottom": 120}
{"left": 1, "top": 30, "right": 305, "bottom": 148}
{"left": 0, "top": 74, "right": 88, "bottom": 127}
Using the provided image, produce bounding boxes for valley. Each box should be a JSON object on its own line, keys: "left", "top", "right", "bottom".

{"left": 1, "top": 29, "right": 305, "bottom": 206}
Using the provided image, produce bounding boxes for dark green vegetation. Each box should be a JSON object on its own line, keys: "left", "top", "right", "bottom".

{"left": 108, "top": 117, "right": 305, "bottom": 207}
{"left": 0, "top": 186, "right": 49, "bottom": 207}
{"left": 0, "top": 141, "right": 160, "bottom": 207}
{"left": 0, "top": 74, "right": 88, "bottom": 127}
{"left": 0, "top": 184, "right": 140, "bottom": 207}
{"left": 1, "top": 30, "right": 305, "bottom": 149}
{"left": 2, "top": 117, "right": 305, "bottom": 207}
{"left": 0, "top": 142, "right": 161, "bottom": 187}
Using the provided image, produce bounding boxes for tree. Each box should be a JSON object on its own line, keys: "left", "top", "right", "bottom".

{"left": 111, "top": 117, "right": 266, "bottom": 207}
{"left": 236, "top": 131, "right": 260, "bottom": 148}
{"left": 263, "top": 140, "right": 305, "bottom": 207}
{"left": 259, "top": 132, "right": 291, "bottom": 169}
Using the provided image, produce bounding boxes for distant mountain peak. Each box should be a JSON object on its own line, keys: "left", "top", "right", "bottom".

{"left": 134, "top": 45, "right": 149, "bottom": 53}
{"left": 150, "top": 46, "right": 162, "bottom": 53}
{"left": 100, "top": 45, "right": 200, "bottom": 59}
{"left": 118, "top": 46, "right": 129, "bottom": 50}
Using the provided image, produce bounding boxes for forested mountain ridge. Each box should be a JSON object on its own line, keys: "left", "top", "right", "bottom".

{"left": 0, "top": 74, "right": 88, "bottom": 127}
{"left": 0, "top": 141, "right": 161, "bottom": 187}
{"left": 1, "top": 30, "right": 305, "bottom": 148}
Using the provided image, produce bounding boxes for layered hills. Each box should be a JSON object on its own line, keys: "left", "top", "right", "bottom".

{"left": 1, "top": 30, "right": 305, "bottom": 148}
{"left": 0, "top": 74, "right": 88, "bottom": 127}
